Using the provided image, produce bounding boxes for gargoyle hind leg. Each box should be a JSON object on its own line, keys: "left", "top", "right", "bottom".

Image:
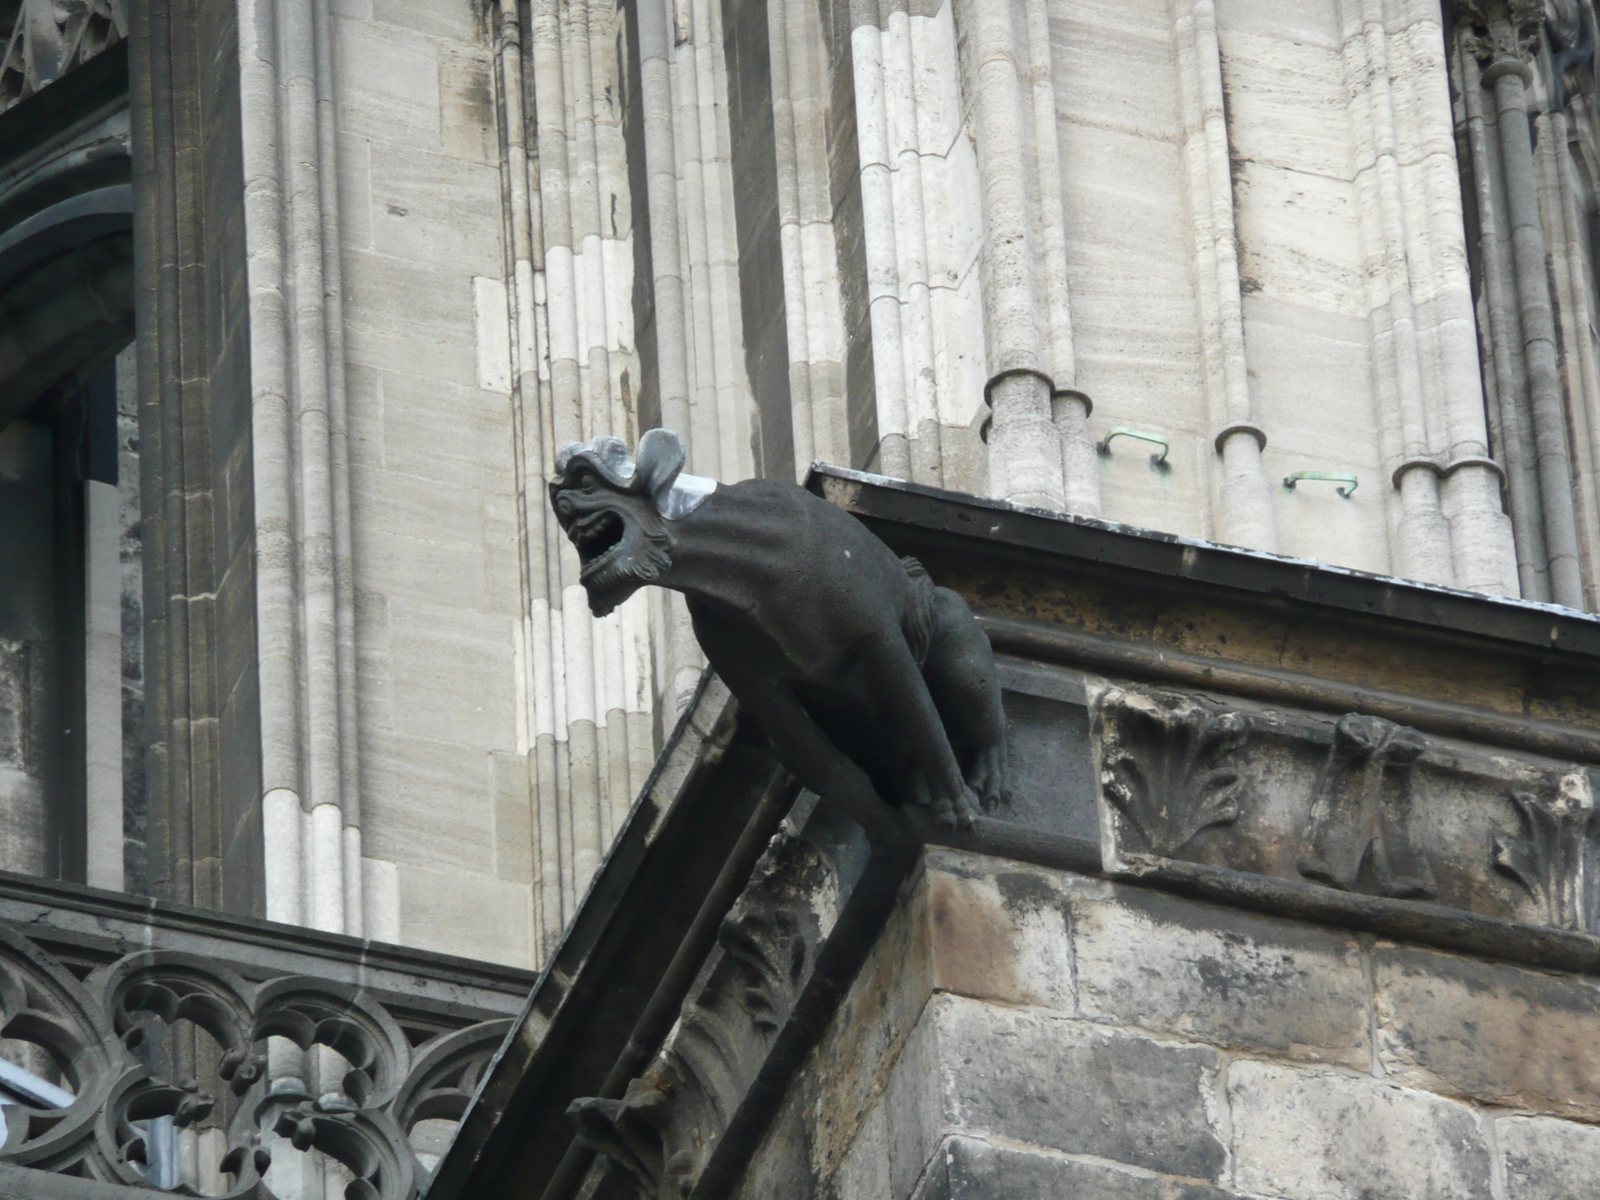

{"left": 922, "top": 587, "right": 1008, "bottom": 811}
{"left": 724, "top": 671, "right": 910, "bottom": 848}
{"left": 860, "top": 631, "right": 981, "bottom": 831}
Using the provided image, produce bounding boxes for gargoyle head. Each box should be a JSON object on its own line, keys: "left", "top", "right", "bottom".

{"left": 549, "top": 429, "right": 714, "bottom": 617}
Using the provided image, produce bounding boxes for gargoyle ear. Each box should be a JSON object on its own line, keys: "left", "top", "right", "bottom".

{"left": 554, "top": 441, "right": 585, "bottom": 477}
{"left": 634, "top": 428, "right": 686, "bottom": 500}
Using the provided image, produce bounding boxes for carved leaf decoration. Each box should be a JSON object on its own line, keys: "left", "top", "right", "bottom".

{"left": 1493, "top": 771, "right": 1597, "bottom": 931}
{"left": 717, "top": 907, "right": 807, "bottom": 1034}
{"left": 1101, "top": 694, "right": 1250, "bottom": 857}
{"left": 1494, "top": 789, "right": 1548, "bottom": 899}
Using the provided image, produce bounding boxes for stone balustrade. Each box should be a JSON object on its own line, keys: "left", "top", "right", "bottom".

{"left": 0, "top": 871, "right": 533, "bottom": 1198}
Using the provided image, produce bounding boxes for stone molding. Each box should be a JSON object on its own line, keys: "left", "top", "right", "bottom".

{"left": 1094, "top": 683, "right": 1599, "bottom": 933}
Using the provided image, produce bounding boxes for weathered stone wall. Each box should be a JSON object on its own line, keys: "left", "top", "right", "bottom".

{"left": 740, "top": 846, "right": 1600, "bottom": 1199}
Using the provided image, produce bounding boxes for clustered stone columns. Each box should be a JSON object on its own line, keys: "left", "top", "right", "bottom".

{"left": 1335, "top": 0, "right": 1518, "bottom": 595}
{"left": 1171, "top": 0, "right": 1278, "bottom": 553}
{"left": 951, "top": 0, "right": 1098, "bottom": 513}
{"left": 238, "top": 0, "right": 365, "bottom": 935}
{"left": 1456, "top": 0, "right": 1588, "bottom": 607}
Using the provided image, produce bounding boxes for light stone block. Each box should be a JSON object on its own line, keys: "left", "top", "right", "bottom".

{"left": 376, "top": 372, "right": 512, "bottom": 486}
{"left": 359, "top": 729, "right": 495, "bottom": 874}
{"left": 338, "top": 132, "right": 374, "bottom": 252}
{"left": 345, "top": 362, "right": 385, "bottom": 469}
{"left": 1265, "top": 443, "right": 1395, "bottom": 577}
{"left": 492, "top": 749, "right": 534, "bottom": 886}
{"left": 396, "top": 863, "right": 532, "bottom": 966}
{"left": 1374, "top": 945, "right": 1600, "bottom": 1122}
{"left": 370, "top": 143, "right": 503, "bottom": 276}
{"left": 1051, "top": 0, "right": 1182, "bottom": 142}
{"left": 439, "top": 47, "right": 498, "bottom": 165}
{"left": 1073, "top": 885, "right": 1369, "bottom": 1067}
{"left": 1228, "top": 1061, "right": 1493, "bottom": 1200}
{"left": 1090, "top": 419, "right": 1212, "bottom": 543}
{"left": 1220, "top": 0, "right": 1342, "bottom": 47}
{"left": 350, "top": 456, "right": 487, "bottom": 549}
{"left": 358, "top": 526, "right": 494, "bottom": 612}
{"left": 908, "top": 1135, "right": 1225, "bottom": 1200}
{"left": 387, "top": 597, "right": 516, "bottom": 750}
{"left": 832, "top": 1097, "right": 891, "bottom": 1200}
{"left": 354, "top": 588, "right": 394, "bottom": 733}
{"left": 334, "top": 17, "right": 442, "bottom": 151}
{"left": 1242, "top": 301, "right": 1376, "bottom": 461}
{"left": 361, "top": 856, "right": 401, "bottom": 943}
{"left": 480, "top": 492, "right": 524, "bottom": 617}
{"left": 920, "top": 849, "right": 1075, "bottom": 1013}
{"left": 890, "top": 994, "right": 1229, "bottom": 1186}
{"left": 1233, "top": 162, "right": 1364, "bottom": 313}
{"left": 802, "top": 853, "right": 938, "bottom": 1188}
{"left": 474, "top": 277, "right": 513, "bottom": 394}
{"left": 372, "top": 0, "right": 478, "bottom": 41}
{"left": 1498, "top": 1115, "right": 1600, "bottom": 1200}
{"left": 343, "top": 250, "right": 476, "bottom": 386}
{"left": 1061, "top": 132, "right": 1197, "bottom": 361}
{"left": 1220, "top": 30, "right": 1351, "bottom": 179}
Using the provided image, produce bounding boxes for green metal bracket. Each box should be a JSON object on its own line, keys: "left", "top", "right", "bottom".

{"left": 1097, "top": 427, "right": 1170, "bottom": 467}
{"left": 1283, "top": 470, "right": 1357, "bottom": 497}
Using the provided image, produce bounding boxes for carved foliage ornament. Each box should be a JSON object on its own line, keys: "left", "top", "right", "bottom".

{"left": 568, "top": 829, "right": 826, "bottom": 1200}
{"left": 0, "top": 927, "right": 508, "bottom": 1198}
{"left": 1098, "top": 691, "right": 1250, "bottom": 857}
{"left": 1494, "top": 767, "right": 1598, "bottom": 931}
{"left": 0, "top": 0, "right": 127, "bottom": 114}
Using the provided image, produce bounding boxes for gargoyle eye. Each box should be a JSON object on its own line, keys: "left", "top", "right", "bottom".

{"left": 580, "top": 473, "right": 599, "bottom": 493}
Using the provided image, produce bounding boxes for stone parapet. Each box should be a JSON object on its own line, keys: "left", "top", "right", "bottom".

{"left": 0, "top": 868, "right": 532, "bottom": 1197}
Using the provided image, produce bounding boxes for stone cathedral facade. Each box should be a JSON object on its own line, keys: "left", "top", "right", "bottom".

{"left": 3, "top": 0, "right": 1600, "bottom": 1196}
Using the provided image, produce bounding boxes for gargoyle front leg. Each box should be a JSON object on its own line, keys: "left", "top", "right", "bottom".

{"left": 860, "top": 633, "right": 979, "bottom": 830}
{"left": 727, "top": 671, "right": 908, "bottom": 848}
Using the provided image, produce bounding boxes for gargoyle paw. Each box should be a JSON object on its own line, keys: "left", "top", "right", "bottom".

{"left": 967, "top": 744, "right": 1008, "bottom": 812}
{"left": 917, "top": 775, "right": 979, "bottom": 831}
{"left": 947, "top": 784, "right": 980, "bottom": 830}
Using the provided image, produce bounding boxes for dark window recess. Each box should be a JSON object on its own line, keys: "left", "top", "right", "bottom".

{"left": 0, "top": 355, "right": 134, "bottom": 884}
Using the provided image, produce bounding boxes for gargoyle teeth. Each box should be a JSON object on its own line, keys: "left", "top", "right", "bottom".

{"left": 572, "top": 510, "right": 626, "bottom": 565}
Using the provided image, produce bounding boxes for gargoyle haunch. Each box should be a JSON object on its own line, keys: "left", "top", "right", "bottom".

{"left": 549, "top": 429, "right": 1006, "bottom": 835}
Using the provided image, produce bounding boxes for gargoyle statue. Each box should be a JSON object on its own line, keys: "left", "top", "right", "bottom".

{"left": 549, "top": 428, "right": 1007, "bottom": 837}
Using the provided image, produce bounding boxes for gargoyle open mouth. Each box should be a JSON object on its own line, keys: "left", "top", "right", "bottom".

{"left": 573, "top": 509, "right": 627, "bottom": 581}
{"left": 549, "top": 433, "right": 683, "bottom": 615}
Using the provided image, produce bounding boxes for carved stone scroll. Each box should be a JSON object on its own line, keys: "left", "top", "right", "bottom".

{"left": 1298, "top": 714, "right": 1436, "bottom": 900}
{"left": 0, "top": 0, "right": 127, "bottom": 114}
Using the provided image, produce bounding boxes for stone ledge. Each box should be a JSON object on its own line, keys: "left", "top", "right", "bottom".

{"left": 0, "top": 869, "right": 536, "bottom": 1013}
